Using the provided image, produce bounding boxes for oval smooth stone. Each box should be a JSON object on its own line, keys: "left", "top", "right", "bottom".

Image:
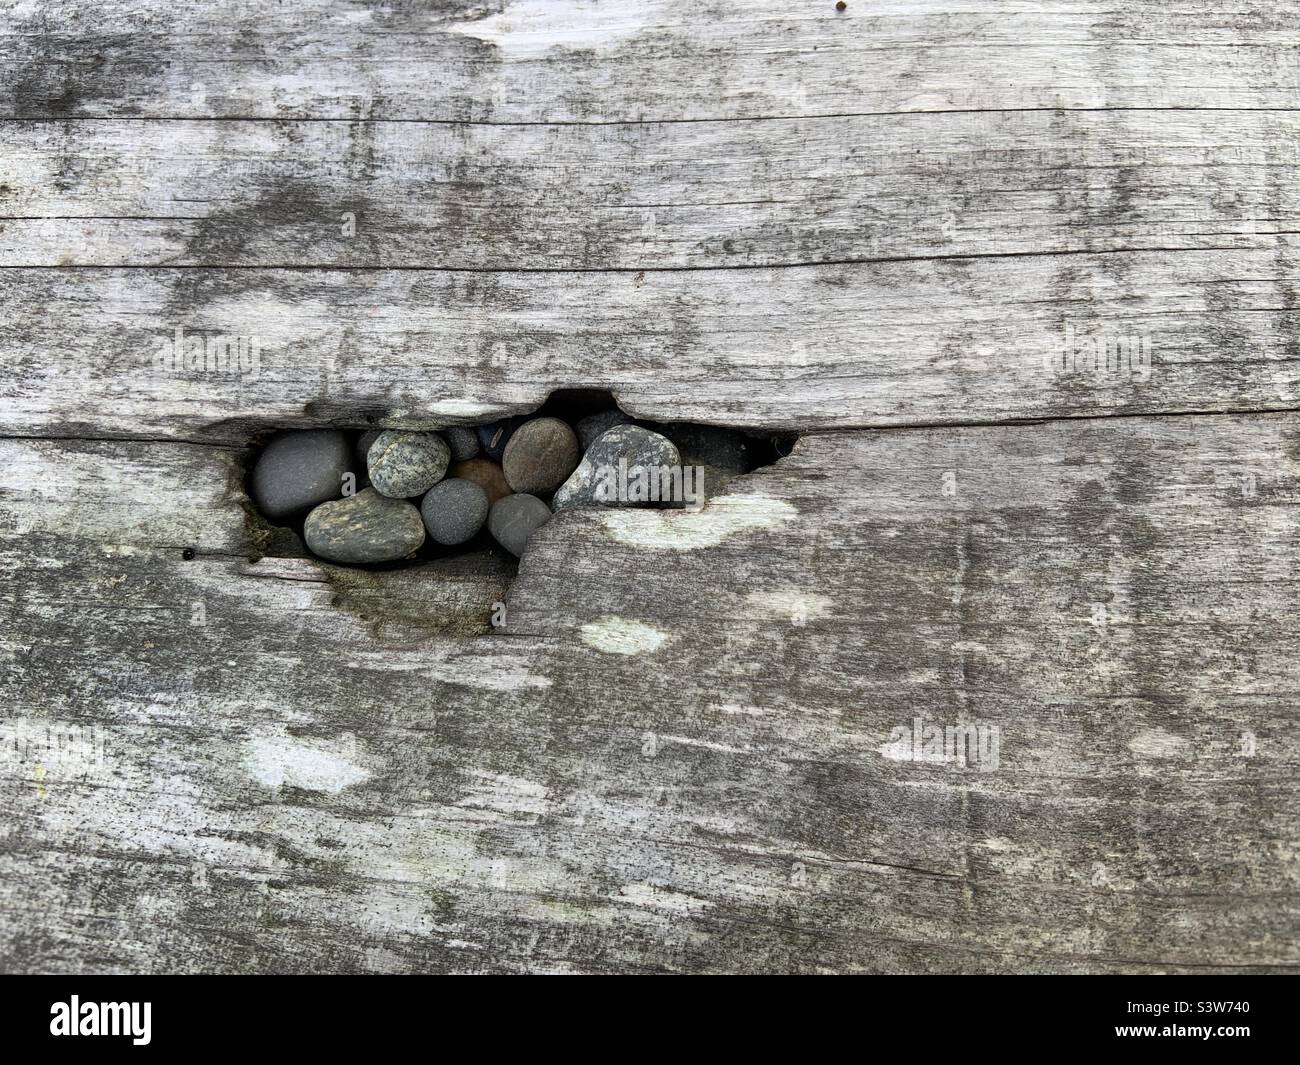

{"left": 304, "top": 488, "right": 425, "bottom": 563}
{"left": 488, "top": 494, "right": 552, "bottom": 556}
{"left": 502, "top": 417, "right": 581, "bottom": 494}
{"left": 421, "top": 478, "right": 490, "bottom": 546}
{"left": 367, "top": 430, "right": 450, "bottom": 498}
{"left": 251, "top": 429, "right": 352, "bottom": 522}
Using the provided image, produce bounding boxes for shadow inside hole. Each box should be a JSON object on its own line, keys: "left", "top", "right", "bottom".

{"left": 242, "top": 389, "right": 797, "bottom": 570}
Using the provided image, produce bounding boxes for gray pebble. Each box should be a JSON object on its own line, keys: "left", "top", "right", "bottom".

{"left": 488, "top": 493, "right": 552, "bottom": 556}
{"left": 251, "top": 429, "right": 352, "bottom": 522}
{"left": 553, "top": 425, "right": 681, "bottom": 510}
{"left": 502, "top": 417, "right": 581, "bottom": 494}
{"left": 304, "top": 488, "right": 425, "bottom": 563}
{"left": 445, "top": 426, "right": 480, "bottom": 462}
{"left": 367, "top": 430, "right": 449, "bottom": 498}
{"left": 575, "top": 408, "right": 630, "bottom": 450}
{"left": 356, "top": 428, "right": 382, "bottom": 467}
{"left": 421, "top": 478, "right": 489, "bottom": 546}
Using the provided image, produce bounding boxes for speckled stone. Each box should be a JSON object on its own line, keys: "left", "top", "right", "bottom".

{"left": 449, "top": 458, "right": 512, "bottom": 506}
{"left": 304, "top": 488, "right": 425, "bottom": 563}
{"left": 367, "top": 430, "right": 450, "bottom": 498}
{"left": 553, "top": 425, "right": 681, "bottom": 510}
{"left": 445, "top": 426, "right": 480, "bottom": 462}
{"left": 251, "top": 429, "right": 352, "bottom": 522}
{"left": 502, "top": 417, "right": 581, "bottom": 494}
{"left": 575, "top": 408, "right": 631, "bottom": 450}
{"left": 476, "top": 416, "right": 526, "bottom": 462}
{"left": 488, "top": 494, "right": 552, "bottom": 556}
{"left": 420, "top": 478, "right": 490, "bottom": 546}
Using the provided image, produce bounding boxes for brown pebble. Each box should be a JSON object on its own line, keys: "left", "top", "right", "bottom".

{"left": 502, "top": 417, "right": 581, "bottom": 494}
{"left": 449, "top": 457, "right": 512, "bottom": 505}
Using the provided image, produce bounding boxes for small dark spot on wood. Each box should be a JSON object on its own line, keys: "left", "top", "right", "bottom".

{"left": 182, "top": 547, "right": 197, "bottom": 561}
{"left": 836, "top": 1, "right": 847, "bottom": 10}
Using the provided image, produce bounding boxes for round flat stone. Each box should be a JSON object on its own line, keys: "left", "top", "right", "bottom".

{"left": 445, "top": 426, "right": 480, "bottom": 462}
{"left": 575, "top": 408, "right": 630, "bottom": 450}
{"left": 251, "top": 429, "right": 351, "bottom": 522}
{"left": 421, "top": 478, "right": 490, "bottom": 546}
{"left": 367, "top": 430, "right": 449, "bottom": 498}
{"left": 488, "top": 494, "right": 552, "bottom": 556}
{"left": 304, "top": 488, "right": 425, "bottom": 563}
{"left": 449, "top": 458, "right": 512, "bottom": 505}
{"left": 553, "top": 425, "right": 681, "bottom": 510}
{"left": 502, "top": 417, "right": 581, "bottom": 494}
{"left": 476, "top": 416, "right": 525, "bottom": 461}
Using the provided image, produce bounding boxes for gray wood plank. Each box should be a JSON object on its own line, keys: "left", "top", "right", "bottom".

{"left": 6, "top": 0, "right": 1300, "bottom": 122}
{"left": 1, "top": 416, "right": 1296, "bottom": 973}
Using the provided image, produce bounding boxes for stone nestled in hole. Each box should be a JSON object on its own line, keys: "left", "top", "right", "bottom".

{"left": 553, "top": 425, "right": 681, "bottom": 510}
{"left": 367, "top": 430, "right": 450, "bottom": 498}
{"left": 421, "top": 478, "right": 490, "bottom": 546}
{"left": 503, "top": 417, "right": 581, "bottom": 494}
{"left": 304, "top": 488, "right": 425, "bottom": 564}
{"left": 251, "top": 429, "right": 352, "bottom": 521}
{"left": 575, "top": 408, "right": 631, "bottom": 449}
{"left": 445, "top": 426, "right": 480, "bottom": 462}
{"left": 488, "top": 493, "right": 552, "bottom": 556}
{"left": 450, "top": 457, "right": 511, "bottom": 506}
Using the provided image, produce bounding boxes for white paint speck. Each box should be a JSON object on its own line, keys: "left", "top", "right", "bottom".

{"left": 746, "top": 590, "right": 832, "bottom": 626}
{"left": 1128, "top": 728, "right": 1190, "bottom": 760}
{"left": 613, "top": 882, "right": 713, "bottom": 916}
{"left": 601, "top": 494, "right": 797, "bottom": 550}
{"left": 447, "top": 0, "right": 652, "bottom": 57}
{"left": 242, "top": 735, "right": 371, "bottom": 793}
{"left": 579, "top": 617, "right": 670, "bottom": 655}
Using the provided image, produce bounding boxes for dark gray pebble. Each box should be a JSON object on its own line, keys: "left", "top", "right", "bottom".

{"left": 251, "top": 429, "right": 352, "bottom": 522}
{"left": 445, "top": 426, "right": 480, "bottom": 462}
{"left": 367, "top": 430, "right": 450, "bottom": 498}
{"left": 421, "top": 478, "right": 490, "bottom": 546}
{"left": 553, "top": 425, "right": 681, "bottom": 510}
{"left": 575, "top": 408, "right": 630, "bottom": 450}
{"left": 304, "top": 488, "right": 425, "bottom": 563}
{"left": 502, "top": 417, "right": 581, "bottom": 494}
{"left": 488, "top": 494, "right": 552, "bottom": 556}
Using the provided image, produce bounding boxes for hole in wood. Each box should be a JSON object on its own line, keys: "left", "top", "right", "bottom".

{"left": 242, "top": 390, "right": 796, "bottom": 570}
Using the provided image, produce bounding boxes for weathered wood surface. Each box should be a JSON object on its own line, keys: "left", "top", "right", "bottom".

{"left": 2, "top": 0, "right": 1299, "bottom": 974}
{"left": 3, "top": 419, "right": 1298, "bottom": 973}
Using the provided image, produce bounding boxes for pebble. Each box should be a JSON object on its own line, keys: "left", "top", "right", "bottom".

{"left": 304, "top": 488, "right": 425, "bottom": 563}
{"left": 502, "top": 417, "right": 581, "bottom": 494}
{"left": 575, "top": 408, "right": 630, "bottom": 450}
{"left": 445, "top": 426, "right": 480, "bottom": 462}
{"left": 449, "top": 458, "right": 512, "bottom": 505}
{"left": 477, "top": 416, "right": 526, "bottom": 461}
{"left": 421, "top": 478, "right": 490, "bottom": 546}
{"left": 553, "top": 425, "right": 681, "bottom": 510}
{"left": 356, "top": 428, "right": 382, "bottom": 467}
{"left": 367, "top": 430, "right": 449, "bottom": 498}
{"left": 251, "top": 429, "right": 352, "bottom": 522}
{"left": 488, "top": 494, "right": 552, "bottom": 556}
